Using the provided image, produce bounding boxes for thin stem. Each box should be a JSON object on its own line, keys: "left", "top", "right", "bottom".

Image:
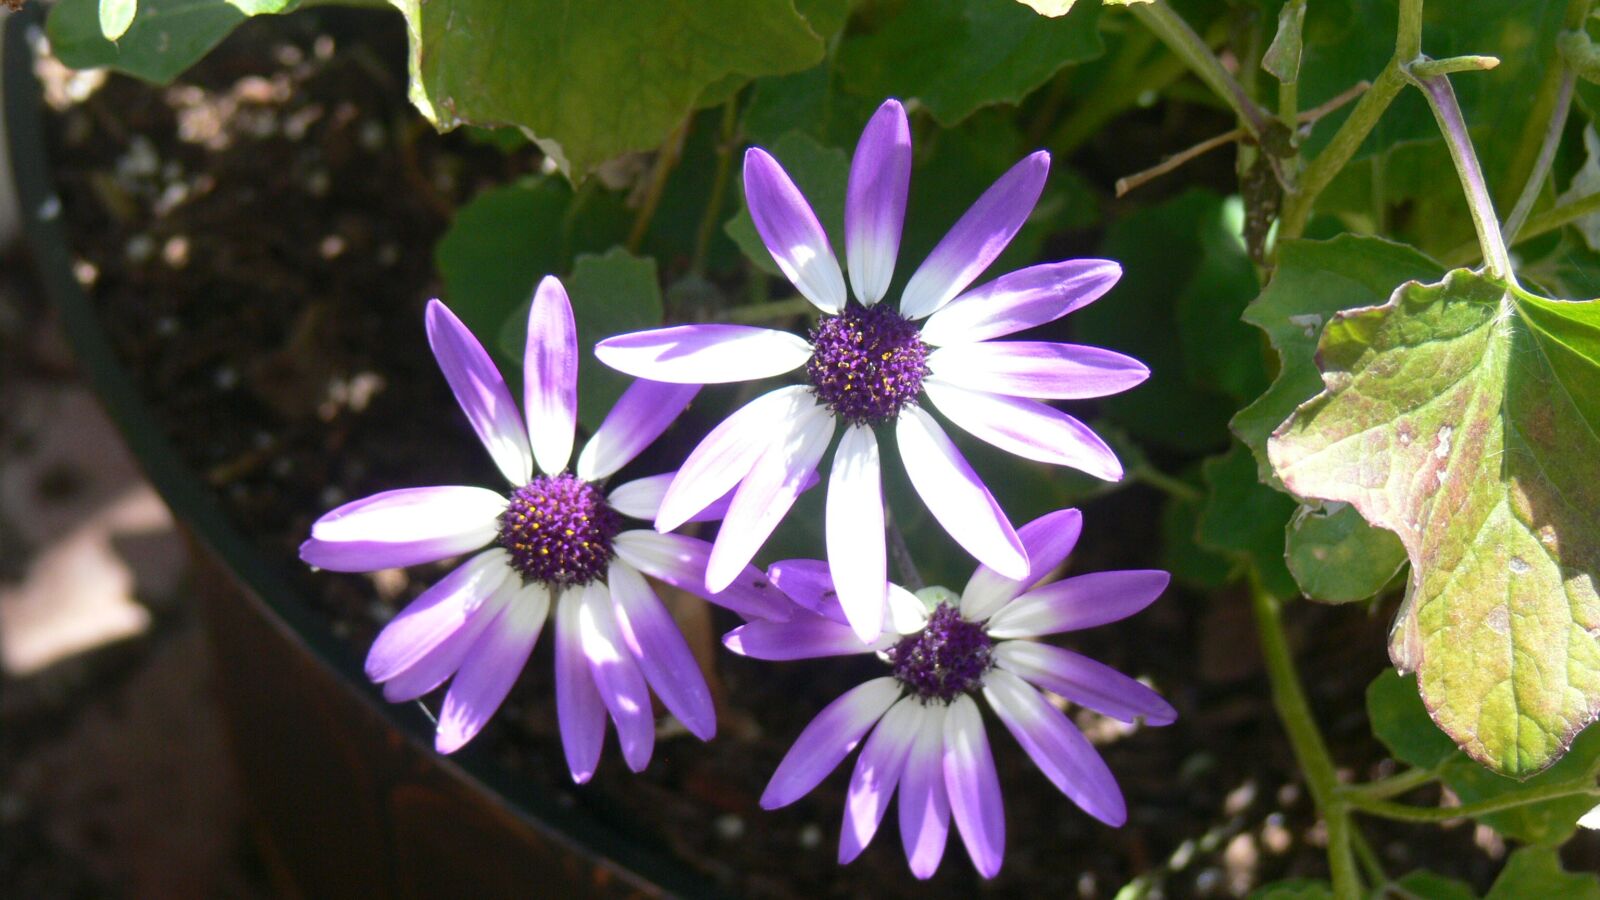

{"left": 627, "top": 118, "right": 690, "bottom": 254}
{"left": 1346, "top": 780, "right": 1600, "bottom": 824}
{"left": 1407, "top": 69, "right": 1515, "bottom": 282}
{"left": 1504, "top": 71, "right": 1575, "bottom": 242}
{"left": 1117, "top": 128, "right": 1243, "bottom": 196}
{"left": 1342, "top": 767, "right": 1437, "bottom": 802}
{"left": 1279, "top": 62, "right": 1406, "bottom": 241}
{"left": 691, "top": 98, "right": 741, "bottom": 276}
{"left": 1443, "top": 190, "right": 1600, "bottom": 267}
{"left": 1130, "top": 1, "right": 1272, "bottom": 138}
{"left": 1396, "top": 0, "right": 1423, "bottom": 61}
{"left": 1132, "top": 465, "right": 1204, "bottom": 503}
{"left": 1249, "top": 575, "right": 1361, "bottom": 898}
{"left": 1408, "top": 55, "right": 1500, "bottom": 78}
{"left": 886, "top": 519, "right": 924, "bottom": 591}
{"left": 1350, "top": 828, "right": 1388, "bottom": 890}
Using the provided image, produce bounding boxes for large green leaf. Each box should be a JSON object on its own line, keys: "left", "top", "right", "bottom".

{"left": 389, "top": 0, "right": 825, "bottom": 174}
{"left": 49, "top": 0, "right": 297, "bottom": 83}
{"left": 836, "top": 0, "right": 1103, "bottom": 127}
{"left": 1271, "top": 271, "right": 1600, "bottom": 775}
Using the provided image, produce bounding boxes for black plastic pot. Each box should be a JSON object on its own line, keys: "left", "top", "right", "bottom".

{"left": 4, "top": 9, "right": 715, "bottom": 897}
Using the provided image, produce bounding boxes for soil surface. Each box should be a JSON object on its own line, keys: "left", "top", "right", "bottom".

{"left": 25, "top": 8, "right": 1599, "bottom": 898}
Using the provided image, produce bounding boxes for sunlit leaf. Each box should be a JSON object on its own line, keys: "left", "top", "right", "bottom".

{"left": 1273, "top": 271, "right": 1600, "bottom": 775}
{"left": 99, "top": 0, "right": 137, "bottom": 41}
{"left": 389, "top": 0, "right": 826, "bottom": 174}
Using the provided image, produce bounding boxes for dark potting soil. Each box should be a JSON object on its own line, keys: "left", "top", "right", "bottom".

{"left": 34, "top": 8, "right": 1565, "bottom": 897}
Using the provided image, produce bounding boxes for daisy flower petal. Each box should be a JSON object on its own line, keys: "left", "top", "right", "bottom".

{"left": 595, "top": 324, "right": 813, "bottom": 385}
{"left": 657, "top": 386, "right": 813, "bottom": 532}
{"left": 827, "top": 424, "right": 888, "bottom": 641}
{"left": 924, "top": 379, "right": 1124, "bottom": 481}
{"left": 899, "top": 701, "right": 953, "bottom": 879}
{"left": 944, "top": 694, "right": 1005, "bottom": 878}
{"left": 962, "top": 508, "right": 1083, "bottom": 622}
{"left": 761, "top": 677, "right": 902, "bottom": 809}
{"left": 435, "top": 581, "right": 549, "bottom": 753}
{"left": 425, "top": 300, "right": 534, "bottom": 485}
{"left": 523, "top": 276, "right": 579, "bottom": 475}
{"left": 767, "top": 559, "right": 847, "bottom": 623}
{"left": 613, "top": 531, "right": 791, "bottom": 622}
{"left": 986, "top": 570, "right": 1171, "bottom": 639}
{"left": 578, "top": 583, "right": 656, "bottom": 773}
{"left": 995, "top": 640, "right": 1176, "bottom": 726}
{"left": 899, "top": 151, "right": 1050, "bottom": 320}
{"left": 607, "top": 562, "right": 715, "bottom": 741}
{"left": 918, "top": 259, "right": 1123, "bottom": 346}
{"left": 723, "top": 610, "right": 875, "bottom": 660}
{"left": 984, "top": 668, "right": 1126, "bottom": 825}
{"left": 300, "top": 485, "right": 505, "bottom": 572}
{"left": 745, "top": 147, "right": 848, "bottom": 313}
{"left": 365, "top": 549, "right": 511, "bottom": 683}
{"left": 706, "top": 403, "right": 836, "bottom": 593}
{"left": 379, "top": 585, "right": 505, "bottom": 703}
{"left": 554, "top": 588, "right": 608, "bottom": 783}
{"left": 840, "top": 697, "right": 919, "bottom": 864}
{"left": 926, "top": 341, "right": 1149, "bottom": 400}
{"left": 895, "top": 406, "right": 1027, "bottom": 580}
{"left": 575, "top": 379, "right": 700, "bottom": 482}
{"left": 846, "top": 99, "right": 912, "bottom": 306}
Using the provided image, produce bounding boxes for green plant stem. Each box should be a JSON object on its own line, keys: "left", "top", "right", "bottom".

{"left": 691, "top": 98, "right": 740, "bottom": 276}
{"left": 1279, "top": 0, "right": 1423, "bottom": 242}
{"left": 1503, "top": 71, "right": 1575, "bottom": 242}
{"left": 1132, "top": 465, "right": 1203, "bottom": 503}
{"left": 1407, "top": 68, "right": 1515, "bottom": 281}
{"left": 1342, "top": 767, "right": 1437, "bottom": 802}
{"left": 1249, "top": 575, "right": 1361, "bottom": 898}
{"left": 627, "top": 118, "right": 690, "bottom": 254}
{"left": 1349, "top": 828, "right": 1387, "bottom": 889}
{"left": 1345, "top": 780, "right": 1600, "bottom": 824}
{"left": 1503, "top": 0, "right": 1593, "bottom": 241}
{"left": 1130, "top": 1, "right": 1271, "bottom": 138}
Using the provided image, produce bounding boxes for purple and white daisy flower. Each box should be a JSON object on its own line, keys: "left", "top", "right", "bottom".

{"left": 595, "top": 98, "right": 1146, "bottom": 644}
{"left": 723, "top": 509, "right": 1174, "bottom": 879}
{"left": 301, "top": 278, "right": 789, "bottom": 778}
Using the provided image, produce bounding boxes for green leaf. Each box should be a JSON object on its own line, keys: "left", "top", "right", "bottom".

{"left": 49, "top": 0, "right": 296, "bottom": 84}
{"left": 836, "top": 0, "right": 1103, "bottom": 127}
{"left": 435, "top": 178, "right": 629, "bottom": 342}
{"left": 1162, "top": 490, "right": 1234, "bottom": 591}
{"left": 1286, "top": 502, "right": 1406, "bottom": 603}
{"left": 1234, "top": 236, "right": 1445, "bottom": 485}
{"left": 1392, "top": 870, "right": 1478, "bottom": 900}
{"left": 1270, "top": 270, "right": 1600, "bottom": 776}
{"left": 1175, "top": 197, "right": 1267, "bottom": 404}
{"left": 1080, "top": 190, "right": 1251, "bottom": 454}
{"left": 726, "top": 132, "right": 849, "bottom": 277}
{"left": 1199, "top": 443, "right": 1298, "bottom": 597}
{"left": 495, "top": 249, "right": 664, "bottom": 432}
{"left": 1485, "top": 847, "right": 1600, "bottom": 898}
{"left": 1367, "top": 669, "right": 1461, "bottom": 770}
{"left": 99, "top": 0, "right": 137, "bottom": 41}
{"left": 390, "top": 0, "right": 825, "bottom": 174}
{"left": 1261, "top": 0, "right": 1305, "bottom": 86}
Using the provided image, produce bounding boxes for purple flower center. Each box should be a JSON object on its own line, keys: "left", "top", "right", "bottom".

{"left": 887, "top": 603, "right": 994, "bottom": 704}
{"left": 497, "top": 473, "right": 622, "bottom": 586}
{"left": 806, "top": 302, "right": 928, "bottom": 425}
